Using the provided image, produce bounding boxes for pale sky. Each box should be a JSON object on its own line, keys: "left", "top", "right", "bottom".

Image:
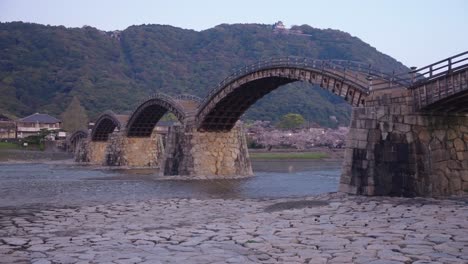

{"left": 1, "top": 0, "right": 467, "bottom": 67}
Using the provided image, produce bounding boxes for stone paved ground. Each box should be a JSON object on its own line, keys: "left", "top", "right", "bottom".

{"left": 1, "top": 193, "right": 467, "bottom": 264}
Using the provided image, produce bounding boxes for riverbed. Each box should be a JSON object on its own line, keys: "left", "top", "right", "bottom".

{"left": 1, "top": 193, "right": 467, "bottom": 264}
{"left": 1, "top": 159, "right": 467, "bottom": 264}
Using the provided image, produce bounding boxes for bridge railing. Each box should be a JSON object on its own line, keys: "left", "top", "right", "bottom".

{"left": 410, "top": 51, "right": 468, "bottom": 86}
{"left": 199, "top": 56, "right": 410, "bottom": 110}
{"left": 409, "top": 51, "right": 468, "bottom": 109}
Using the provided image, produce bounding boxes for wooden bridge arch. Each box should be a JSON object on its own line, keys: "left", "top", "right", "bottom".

{"left": 68, "top": 130, "right": 88, "bottom": 152}
{"left": 196, "top": 57, "right": 406, "bottom": 131}
{"left": 90, "top": 111, "right": 128, "bottom": 141}
{"left": 126, "top": 93, "right": 199, "bottom": 137}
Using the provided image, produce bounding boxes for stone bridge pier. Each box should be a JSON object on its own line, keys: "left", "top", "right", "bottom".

{"left": 162, "top": 123, "right": 253, "bottom": 177}
{"left": 105, "top": 132, "right": 164, "bottom": 167}
{"left": 75, "top": 140, "right": 107, "bottom": 164}
{"left": 340, "top": 88, "right": 468, "bottom": 197}
{"left": 75, "top": 132, "right": 164, "bottom": 167}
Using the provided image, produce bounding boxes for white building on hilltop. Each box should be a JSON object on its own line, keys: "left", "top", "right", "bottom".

{"left": 273, "top": 21, "right": 286, "bottom": 30}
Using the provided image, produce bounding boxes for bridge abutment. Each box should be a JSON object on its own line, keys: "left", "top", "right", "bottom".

{"left": 340, "top": 89, "right": 468, "bottom": 196}
{"left": 162, "top": 123, "right": 253, "bottom": 177}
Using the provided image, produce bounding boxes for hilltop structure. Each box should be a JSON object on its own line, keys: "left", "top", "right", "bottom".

{"left": 272, "top": 21, "right": 304, "bottom": 35}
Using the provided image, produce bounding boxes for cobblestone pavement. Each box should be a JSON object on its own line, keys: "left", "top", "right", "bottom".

{"left": 1, "top": 193, "right": 467, "bottom": 264}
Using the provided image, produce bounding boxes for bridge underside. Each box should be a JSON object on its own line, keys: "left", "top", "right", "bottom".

{"left": 69, "top": 132, "right": 87, "bottom": 152}
{"left": 127, "top": 105, "right": 169, "bottom": 137}
{"left": 92, "top": 119, "right": 117, "bottom": 141}
{"left": 197, "top": 66, "right": 371, "bottom": 132}
{"left": 421, "top": 89, "right": 468, "bottom": 113}
{"left": 199, "top": 77, "right": 295, "bottom": 131}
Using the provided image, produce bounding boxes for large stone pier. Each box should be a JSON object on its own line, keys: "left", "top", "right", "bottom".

{"left": 75, "top": 132, "right": 164, "bottom": 167}
{"left": 162, "top": 123, "right": 252, "bottom": 177}
{"left": 77, "top": 141, "right": 107, "bottom": 165}
{"left": 340, "top": 88, "right": 468, "bottom": 196}
{"left": 105, "top": 132, "right": 164, "bottom": 167}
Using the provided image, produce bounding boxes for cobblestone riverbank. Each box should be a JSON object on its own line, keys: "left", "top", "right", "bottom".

{"left": 1, "top": 193, "right": 467, "bottom": 264}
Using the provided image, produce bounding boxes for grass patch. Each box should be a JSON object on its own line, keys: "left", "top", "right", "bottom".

{"left": 0, "top": 141, "right": 42, "bottom": 151}
{"left": 249, "top": 152, "right": 328, "bottom": 160}
{"left": 0, "top": 142, "right": 20, "bottom": 150}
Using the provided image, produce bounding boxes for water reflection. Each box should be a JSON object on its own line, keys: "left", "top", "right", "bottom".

{"left": 0, "top": 160, "right": 342, "bottom": 207}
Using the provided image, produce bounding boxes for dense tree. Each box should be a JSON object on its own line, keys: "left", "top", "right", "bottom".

{"left": 161, "top": 112, "right": 178, "bottom": 122}
{"left": 277, "top": 113, "right": 306, "bottom": 129}
{"left": 61, "top": 96, "right": 89, "bottom": 132}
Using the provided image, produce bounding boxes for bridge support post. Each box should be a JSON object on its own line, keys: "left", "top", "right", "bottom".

{"left": 105, "top": 132, "right": 164, "bottom": 167}
{"left": 162, "top": 123, "right": 253, "bottom": 177}
{"left": 340, "top": 89, "right": 468, "bottom": 197}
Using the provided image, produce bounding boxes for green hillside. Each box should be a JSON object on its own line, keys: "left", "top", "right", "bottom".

{"left": 0, "top": 22, "right": 408, "bottom": 127}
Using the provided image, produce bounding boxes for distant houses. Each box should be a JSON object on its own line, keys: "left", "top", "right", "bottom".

{"left": 0, "top": 114, "right": 16, "bottom": 139}
{"left": 153, "top": 120, "right": 177, "bottom": 135}
{"left": 0, "top": 113, "right": 64, "bottom": 140}
{"left": 17, "top": 113, "right": 62, "bottom": 139}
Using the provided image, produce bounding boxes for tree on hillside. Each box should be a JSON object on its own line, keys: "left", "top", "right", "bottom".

{"left": 277, "top": 113, "right": 306, "bottom": 129}
{"left": 61, "top": 96, "right": 89, "bottom": 132}
{"left": 161, "top": 112, "right": 178, "bottom": 122}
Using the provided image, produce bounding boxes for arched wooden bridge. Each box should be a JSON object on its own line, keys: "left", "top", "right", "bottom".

{"left": 80, "top": 51, "right": 468, "bottom": 197}
{"left": 91, "top": 52, "right": 467, "bottom": 140}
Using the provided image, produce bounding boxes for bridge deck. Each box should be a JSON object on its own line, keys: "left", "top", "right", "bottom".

{"left": 410, "top": 51, "right": 468, "bottom": 112}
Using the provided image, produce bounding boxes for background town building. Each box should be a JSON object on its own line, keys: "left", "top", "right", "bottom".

{"left": 0, "top": 114, "right": 16, "bottom": 139}
{"left": 16, "top": 113, "right": 62, "bottom": 138}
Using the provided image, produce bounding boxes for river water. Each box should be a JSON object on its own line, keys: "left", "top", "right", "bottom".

{"left": 0, "top": 160, "right": 341, "bottom": 208}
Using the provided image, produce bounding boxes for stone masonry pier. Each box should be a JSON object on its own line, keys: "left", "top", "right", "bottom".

{"left": 340, "top": 88, "right": 468, "bottom": 196}
{"left": 105, "top": 132, "right": 164, "bottom": 167}
{"left": 76, "top": 140, "right": 107, "bottom": 165}
{"left": 75, "top": 132, "right": 164, "bottom": 167}
{"left": 162, "top": 123, "right": 252, "bottom": 177}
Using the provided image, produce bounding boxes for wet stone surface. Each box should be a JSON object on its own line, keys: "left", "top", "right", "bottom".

{"left": 1, "top": 193, "right": 467, "bottom": 264}
{"left": 264, "top": 200, "right": 329, "bottom": 212}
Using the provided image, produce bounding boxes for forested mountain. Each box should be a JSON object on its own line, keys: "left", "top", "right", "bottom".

{"left": 0, "top": 22, "right": 407, "bottom": 127}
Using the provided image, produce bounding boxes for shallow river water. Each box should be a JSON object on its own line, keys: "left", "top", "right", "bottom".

{"left": 0, "top": 160, "right": 341, "bottom": 207}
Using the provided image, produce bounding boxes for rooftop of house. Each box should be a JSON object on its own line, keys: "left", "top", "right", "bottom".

{"left": 18, "top": 113, "right": 61, "bottom": 124}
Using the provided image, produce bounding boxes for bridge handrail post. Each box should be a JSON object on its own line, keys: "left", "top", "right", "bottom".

{"left": 390, "top": 70, "right": 395, "bottom": 88}
{"left": 418, "top": 86, "right": 422, "bottom": 109}
{"left": 410, "top": 67, "right": 417, "bottom": 85}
